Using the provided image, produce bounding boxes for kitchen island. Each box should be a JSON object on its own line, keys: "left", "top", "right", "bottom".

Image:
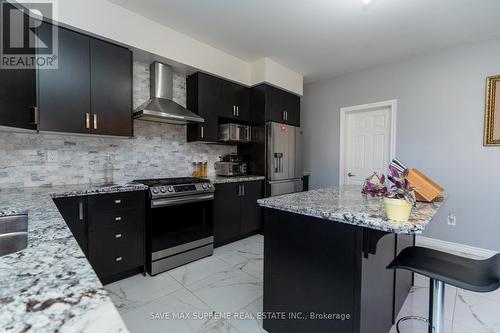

{"left": 257, "top": 186, "right": 443, "bottom": 333}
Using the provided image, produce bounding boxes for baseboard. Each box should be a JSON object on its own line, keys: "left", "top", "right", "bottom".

{"left": 416, "top": 236, "right": 497, "bottom": 259}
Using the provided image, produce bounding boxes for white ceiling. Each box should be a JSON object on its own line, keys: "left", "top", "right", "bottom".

{"left": 109, "top": 0, "right": 500, "bottom": 83}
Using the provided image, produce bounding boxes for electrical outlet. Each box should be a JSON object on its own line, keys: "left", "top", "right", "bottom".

{"left": 46, "top": 150, "right": 58, "bottom": 163}
{"left": 447, "top": 214, "right": 456, "bottom": 226}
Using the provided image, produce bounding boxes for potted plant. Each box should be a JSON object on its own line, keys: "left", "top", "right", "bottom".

{"left": 362, "top": 166, "right": 416, "bottom": 222}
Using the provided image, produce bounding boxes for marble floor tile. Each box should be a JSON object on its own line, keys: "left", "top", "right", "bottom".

{"left": 391, "top": 293, "right": 453, "bottom": 333}
{"left": 453, "top": 289, "right": 500, "bottom": 333}
{"left": 104, "top": 273, "right": 183, "bottom": 313}
{"left": 169, "top": 255, "right": 233, "bottom": 286}
{"left": 186, "top": 267, "right": 263, "bottom": 313}
{"left": 228, "top": 297, "right": 268, "bottom": 333}
{"left": 394, "top": 284, "right": 457, "bottom": 321}
{"left": 198, "top": 319, "right": 243, "bottom": 333}
{"left": 122, "top": 288, "right": 216, "bottom": 333}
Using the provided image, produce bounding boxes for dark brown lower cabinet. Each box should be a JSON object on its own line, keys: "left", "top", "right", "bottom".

{"left": 53, "top": 196, "right": 88, "bottom": 255}
{"left": 263, "top": 208, "right": 413, "bottom": 333}
{"left": 213, "top": 180, "right": 263, "bottom": 246}
{"left": 54, "top": 191, "right": 146, "bottom": 284}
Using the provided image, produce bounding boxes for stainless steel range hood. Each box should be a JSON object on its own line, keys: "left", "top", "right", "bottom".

{"left": 133, "top": 62, "right": 204, "bottom": 125}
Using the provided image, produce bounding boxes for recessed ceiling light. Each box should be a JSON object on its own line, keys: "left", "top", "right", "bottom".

{"left": 362, "top": 0, "right": 372, "bottom": 4}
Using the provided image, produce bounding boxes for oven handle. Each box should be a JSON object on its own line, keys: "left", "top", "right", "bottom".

{"left": 151, "top": 193, "right": 214, "bottom": 208}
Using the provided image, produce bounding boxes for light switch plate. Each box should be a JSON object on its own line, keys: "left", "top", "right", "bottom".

{"left": 47, "top": 150, "right": 58, "bottom": 163}
{"left": 447, "top": 214, "right": 456, "bottom": 226}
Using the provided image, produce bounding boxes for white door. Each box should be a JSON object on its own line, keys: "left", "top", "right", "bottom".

{"left": 342, "top": 106, "right": 393, "bottom": 185}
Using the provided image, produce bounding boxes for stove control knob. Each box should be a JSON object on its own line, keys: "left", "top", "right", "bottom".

{"left": 160, "top": 186, "right": 166, "bottom": 193}
{"left": 167, "top": 186, "right": 174, "bottom": 192}
{"left": 152, "top": 188, "right": 159, "bottom": 194}
{"left": 202, "top": 184, "right": 207, "bottom": 189}
{"left": 208, "top": 184, "right": 213, "bottom": 189}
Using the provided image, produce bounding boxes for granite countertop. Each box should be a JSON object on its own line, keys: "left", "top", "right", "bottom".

{"left": 257, "top": 186, "right": 443, "bottom": 234}
{"left": 209, "top": 175, "right": 265, "bottom": 184}
{"left": 0, "top": 183, "right": 146, "bottom": 333}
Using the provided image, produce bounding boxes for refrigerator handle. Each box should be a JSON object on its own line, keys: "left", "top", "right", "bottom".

{"left": 275, "top": 153, "right": 283, "bottom": 173}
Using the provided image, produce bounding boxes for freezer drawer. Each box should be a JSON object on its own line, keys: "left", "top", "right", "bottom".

{"left": 268, "top": 179, "right": 303, "bottom": 197}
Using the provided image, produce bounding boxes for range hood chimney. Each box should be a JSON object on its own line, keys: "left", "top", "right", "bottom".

{"left": 133, "top": 62, "right": 204, "bottom": 125}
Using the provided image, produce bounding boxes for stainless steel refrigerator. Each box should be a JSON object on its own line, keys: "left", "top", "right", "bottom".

{"left": 266, "top": 122, "right": 303, "bottom": 196}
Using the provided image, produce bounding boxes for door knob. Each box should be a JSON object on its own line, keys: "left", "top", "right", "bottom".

{"left": 348, "top": 172, "right": 355, "bottom": 177}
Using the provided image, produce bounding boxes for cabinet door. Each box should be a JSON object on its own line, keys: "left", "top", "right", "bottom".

{"left": 53, "top": 196, "right": 88, "bottom": 255}
{"left": 240, "top": 181, "right": 263, "bottom": 234}
{"left": 283, "top": 92, "right": 300, "bottom": 126}
{"left": 394, "top": 234, "right": 415, "bottom": 321}
{"left": 266, "top": 85, "right": 287, "bottom": 123}
{"left": 221, "top": 80, "right": 249, "bottom": 121}
{"left": 360, "top": 230, "right": 395, "bottom": 333}
{"left": 186, "top": 73, "right": 220, "bottom": 142}
{"left": 38, "top": 23, "right": 91, "bottom": 134}
{"left": 90, "top": 39, "right": 132, "bottom": 137}
{"left": 213, "top": 183, "right": 241, "bottom": 246}
{"left": 0, "top": 4, "right": 37, "bottom": 130}
{"left": 0, "top": 67, "right": 37, "bottom": 130}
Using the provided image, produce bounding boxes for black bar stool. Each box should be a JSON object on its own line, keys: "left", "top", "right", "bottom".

{"left": 387, "top": 246, "right": 500, "bottom": 333}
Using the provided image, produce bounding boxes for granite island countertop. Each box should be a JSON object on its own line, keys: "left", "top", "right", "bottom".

{"left": 257, "top": 186, "right": 443, "bottom": 234}
{"left": 0, "top": 183, "right": 147, "bottom": 333}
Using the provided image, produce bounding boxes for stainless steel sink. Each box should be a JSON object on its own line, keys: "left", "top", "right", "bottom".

{"left": 0, "top": 214, "right": 28, "bottom": 257}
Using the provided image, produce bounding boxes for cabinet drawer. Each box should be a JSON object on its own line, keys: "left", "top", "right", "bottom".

{"left": 88, "top": 207, "right": 142, "bottom": 232}
{"left": 87, "top": 191, "right": 145, "bottom": 213}
{"left": 89, "top": 228, "right": 143, "bottom": 277}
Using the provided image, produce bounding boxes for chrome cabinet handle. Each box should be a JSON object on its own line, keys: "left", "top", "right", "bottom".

{"left": 200, "top": 126, "right": 204, "bottom": 138}
{"left": 29, "top": 106, "right": 38, "bottom": 125}
{"left": 233, "top": 105, "right": 236, "bottom": 116}
{"left": 115, "top": 256, "right": 122, "bottom": 262}
{"left": 85, "top": 113, "right": 90, "bottom": 129}
{"left": 286, "top": 111, "right": 288, "bottom": 121}
{"left": 114, "top": 199, "right": 121, "bottom": 204}
{"left": 283, "top": 111, "right": 286, "bottom": 121}
{"left": 93, "top": 114, "right": 97, "bottom": 129}
{"left": 78, "top": 201, "right": 84, "bottom": 221}
{"left": 242, "top": 185, "right": 245, "bottom": 196}
{"left": 115, "top": 216, "right": 122, "bottom": 221}
{"left": 236, "top": 106, "right": 239, "bottom": 116}
{"left": 115, "top": 233, "right": 122, "bottom": 239}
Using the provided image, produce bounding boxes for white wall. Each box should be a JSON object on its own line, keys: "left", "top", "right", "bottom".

{"left": 56, "top": 0, "right": 303, "bottom": 95}
{"left": 302, "top": 37, "right": 500, "bottom": 251}
{"left": 250, "top": 58, "right": 304, "bottom": 95}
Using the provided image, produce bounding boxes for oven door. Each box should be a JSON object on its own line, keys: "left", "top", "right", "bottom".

{"left": 149, "top": 193, "right": 214, "bottom": 256}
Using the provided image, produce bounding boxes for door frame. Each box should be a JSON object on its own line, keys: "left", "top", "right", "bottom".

{"left": 339, "top": 99, "right": 397, "bottom": 186}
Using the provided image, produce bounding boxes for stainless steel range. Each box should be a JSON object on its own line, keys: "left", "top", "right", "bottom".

{"left": 133, "top": 177, "right": 214, "bottom": 275}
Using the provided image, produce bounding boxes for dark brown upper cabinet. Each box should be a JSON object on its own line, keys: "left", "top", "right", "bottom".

{"left": 220, "top": 79, "right": 249, "bottom": 121}
{"left": 0, "top": 5, "right": 38, "bottom": 131}
{"left": 186, "top": 72, "right": 222, "bottom": 142}
{"left": 38, "top": 23, "right": 92, "bottom": 134}
{"left": 250, "top": 84, "right": 300, "bottom": 127}
{"left": 187, "top": 72, "right": 250, "bottom": 142}
{"left": 2, "top": 20, "right": 132, "bottom": 137}
{"left": 90, "top": 39, "right": 132, "bottom": 137}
